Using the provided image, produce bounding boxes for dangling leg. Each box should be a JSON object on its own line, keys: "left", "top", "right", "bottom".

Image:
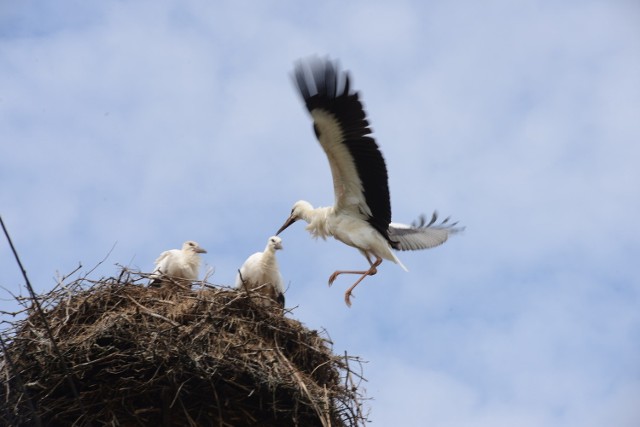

{"left": 328, "top": 253, "right": 378, "bottom": 286}
{"left": 343, "top": 257, "right": 383, "bottom": 307}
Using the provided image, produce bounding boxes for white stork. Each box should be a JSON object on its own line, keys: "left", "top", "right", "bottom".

{"left": 276, "top": 57, "right": 463, "bottom": 307}
{"left": 149, "top": 240, "right": 207, "bottom": 288}
{"left": 235, "top": 236, "right": 285, "bottom": 309}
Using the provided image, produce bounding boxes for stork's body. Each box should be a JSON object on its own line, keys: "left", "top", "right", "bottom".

{"left": 277, "top": 57, "right": 463, "bottom": 306}
{"left": 287, "top": 201, "right": 404, "bottom": 267}
{"left": 149, "top": 240, "right": 207, "bottom": 288}
{"left": 235, "top": 236, "right": 285, "bottom": 309}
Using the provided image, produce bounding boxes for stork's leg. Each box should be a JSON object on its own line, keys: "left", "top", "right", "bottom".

{"left": 329, "top": 269, "right": 370, "bottom": 286}
{"left": 327, "top": 255, "right": 383, "bottom": 307}
{"left": 328, "top": 253, "right": 378, "bottom": 286}
{"left": 342, "top": 257, "right": 383, "bottom": 307}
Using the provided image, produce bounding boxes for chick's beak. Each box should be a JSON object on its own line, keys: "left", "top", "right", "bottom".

{"left": 276, "top": 215, "right": 297, "bottom": 235}
{"left": 196, "top": 247, "right": 207, "bottom": 254}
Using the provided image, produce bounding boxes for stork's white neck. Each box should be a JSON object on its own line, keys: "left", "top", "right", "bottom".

{"left": 183, "top": 251, "right": 202, "bottom": 269}
{"left": 301, "top": 204, "right": 334, "bottom": 240}
{"left": 260, "top": 246, "right": 278, "bottom": 269}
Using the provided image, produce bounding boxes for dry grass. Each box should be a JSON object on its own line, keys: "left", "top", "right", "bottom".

{"left": 0, "top": 270, "right": 368, "bottom": 426}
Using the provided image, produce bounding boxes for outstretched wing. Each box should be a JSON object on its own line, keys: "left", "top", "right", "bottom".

{"left": 389, "top": 212, "right": 465, "bottom": 251}
{"left": 293, "top": 57, "right": 392, "bottom": 240}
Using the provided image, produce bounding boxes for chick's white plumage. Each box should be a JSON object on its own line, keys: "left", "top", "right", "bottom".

{"left": 235, "top": 236, "right": 285, "bottom": 308}
{"left": 149, "top": 240, "right": 207, "bottom": 287}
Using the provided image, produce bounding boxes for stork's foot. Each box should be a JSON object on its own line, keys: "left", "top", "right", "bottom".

{"left": 328, "top": 271, "right": 340, "bottom": 287}
{"left": 344, "top": 290, "right": 354, "bottom": 307}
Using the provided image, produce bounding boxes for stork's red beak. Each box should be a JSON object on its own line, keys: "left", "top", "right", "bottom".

{"left": 276, "top": 215, "right": 297, "bottom": 235}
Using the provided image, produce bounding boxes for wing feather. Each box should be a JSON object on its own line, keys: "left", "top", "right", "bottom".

{"left": 293, "top": 57, "right": 392, "bottom": 240}
{"left": 389, "top": 212, "right": 465, "bottom": 251}
{"left": 153, "top": 250, "right": 174, "bottom": 273}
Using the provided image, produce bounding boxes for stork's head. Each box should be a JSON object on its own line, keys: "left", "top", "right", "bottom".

{"left": 182, "top": 240, "right": 207, "bottom": 254}
{"left": 267, "top": 236, "right": 283, "bottom": 251}
{"left": 276, "top": 200, "right": 314, "bottom": 235}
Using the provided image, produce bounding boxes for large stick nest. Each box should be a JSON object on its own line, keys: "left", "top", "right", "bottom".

{"left": 0, "top": 270, "right": 368, "bottom": 426}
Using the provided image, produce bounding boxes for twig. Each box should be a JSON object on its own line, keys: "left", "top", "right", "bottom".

{"left": 0, "top": 215, "right": 85, "bottom": 413}
{"left": 125, "top": 295, "right": 180, "bottom": 327}
{"left": 273, "top": 340, "right": 331, "bottom": 427}
{"left": 84, "top": 241, "right": 117, "bottom": 277}
{"left": 0, "top": 333, "right": 43, "bottom": 427}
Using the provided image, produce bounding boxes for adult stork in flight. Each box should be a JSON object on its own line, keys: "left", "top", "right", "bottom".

{"left": 276, "top": 57, "right": 463, "bottom": 307}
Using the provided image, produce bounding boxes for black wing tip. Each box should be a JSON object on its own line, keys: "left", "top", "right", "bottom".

{"left": 293, "top": 56, "right": 352, "bottom": 105}
{"left": 411, "top": 211, "right": 464, "bottom": 231}
{"left": 148, "top": 278, "right": 162, "bottom": 288}
{"left": 277, "top": 292, "right": 285, "bottom": 309}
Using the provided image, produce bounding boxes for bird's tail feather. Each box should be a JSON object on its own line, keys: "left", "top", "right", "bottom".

{"left": 392, "top": 252, "right": 409, "bottom": 272}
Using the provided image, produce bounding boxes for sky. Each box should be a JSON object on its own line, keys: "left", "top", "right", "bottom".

{"left": 1, "top": 0, "right": 639, "bottom": 425}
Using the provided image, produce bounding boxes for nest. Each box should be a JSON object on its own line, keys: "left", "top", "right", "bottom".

{"left": 0, "top": 271, "right": 367, "bottom": 426}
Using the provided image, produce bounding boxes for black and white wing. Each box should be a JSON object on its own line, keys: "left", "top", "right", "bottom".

{"left": 275, "top": 272, "right": 285, "bottom": 309}
{"left": 389, "top": 212, "right": 465, "bottom": 251}
{"left": 293, "top": 57, "right": 392, "bottom": 240}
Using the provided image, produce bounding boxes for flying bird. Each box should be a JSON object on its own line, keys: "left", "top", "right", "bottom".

{"left": 235, "top": 236, "right": 285, "bottom": 309}
{"left": 149, "top": 240, "right": 207, "bottom": 288}
{"left": 276, "top": 57, "right": 464, "bottom": 307}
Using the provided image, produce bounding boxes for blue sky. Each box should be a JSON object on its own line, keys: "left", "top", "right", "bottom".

{"left": 1, "top": 0, "right": 639, "bottom": 425}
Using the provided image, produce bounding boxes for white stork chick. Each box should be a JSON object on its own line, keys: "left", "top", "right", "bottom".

{"left": 235, "top": 236, "right": 285, "bottom": 309}
{"left": 149, "top": 240, "right": 207, "bottom": 288}
{"left": 276, "top": 57, "right": 464, "bottom": 307}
